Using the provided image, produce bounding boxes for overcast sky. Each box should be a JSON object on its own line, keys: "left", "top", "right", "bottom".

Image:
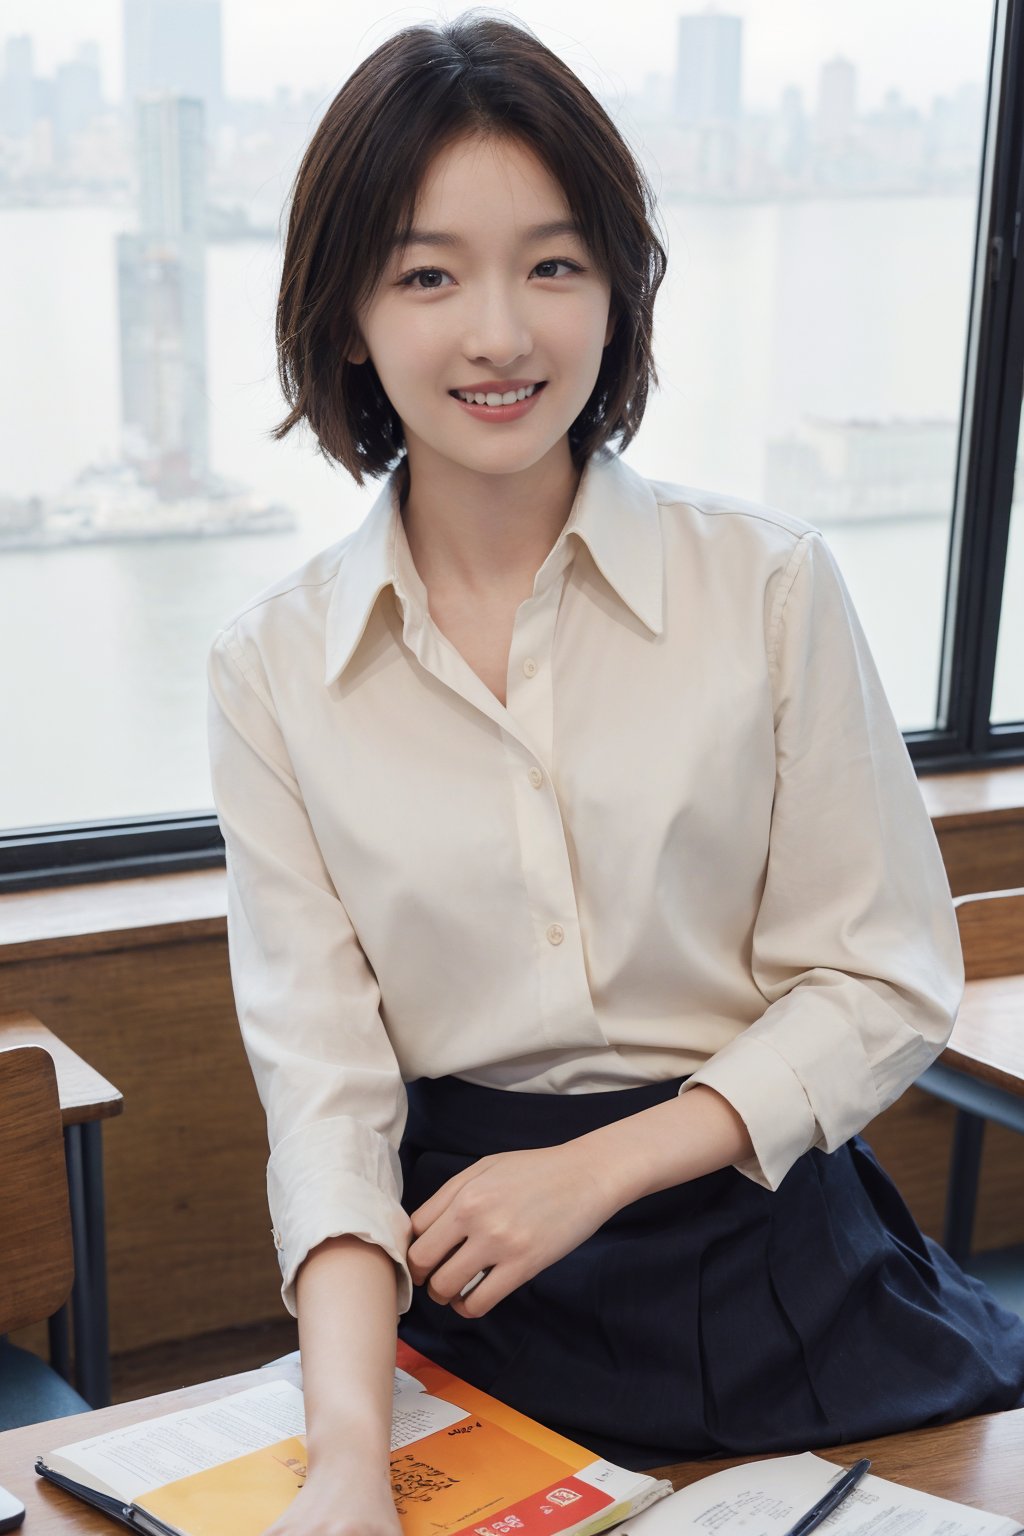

{"left": 3, "top": 1, "right": 993, "bottom": 115}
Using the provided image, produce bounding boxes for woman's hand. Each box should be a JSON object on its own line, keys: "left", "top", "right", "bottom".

{"left": 260, "top": 1462, "right": 401, "bottom": 1536}
{"left": 406, "top": 1139, "right": 624, "bottom": 1319}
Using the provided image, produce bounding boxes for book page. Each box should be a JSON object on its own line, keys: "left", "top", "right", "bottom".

{"left": 45, "top": 1381, "right": 309, "bottom": 1503}
{"left": 616, "top": 1454, "right": 1021, "bottom": 1536}
{"left": 44, "top": 1375, "right": 472, "bottom": 1504}
{"left": 392, "top": 1379, "right": 470, "bottom": 1449}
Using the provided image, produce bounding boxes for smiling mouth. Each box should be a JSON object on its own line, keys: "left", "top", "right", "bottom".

{"left": 449, "top": 382, "right": 547, "bottom": 406}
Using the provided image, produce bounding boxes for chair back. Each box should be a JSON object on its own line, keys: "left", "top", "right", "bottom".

{"left": 954, "top": 888, "right": 1024, "bottom": 981}
{"left": 0, "top": 1045, "right": 75, "bottom": 1334}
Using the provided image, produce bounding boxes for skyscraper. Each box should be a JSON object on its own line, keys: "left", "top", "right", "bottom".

{"left": 117, "top": 95, "right": 208, "bottom": 493}
{"left": 123, "top": 0, "right": 223, "bottom": 134}
{"left": 674, "top": 10, "right": 743, "bottom": 124}
{"left": 54, "top": 44, "right": 104, "bottom": 162}
{"left": 1, "top": 35, "right": 35, "bottom": 139}
{"left": 816, "top": 57, "right": 857, "bottom": 146}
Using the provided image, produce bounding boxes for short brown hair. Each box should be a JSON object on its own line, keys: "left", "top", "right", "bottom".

{"left": 272, "top": 9, "right": 668, "bottom": 490}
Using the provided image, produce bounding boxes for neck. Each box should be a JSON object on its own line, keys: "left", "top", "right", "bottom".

{"left": 398, "top": 442, "right": 582, "bottom": 601}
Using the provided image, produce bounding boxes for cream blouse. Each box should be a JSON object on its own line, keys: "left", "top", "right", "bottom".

{"left": 206, "top": 449, "right": 964, "bottom": 1317}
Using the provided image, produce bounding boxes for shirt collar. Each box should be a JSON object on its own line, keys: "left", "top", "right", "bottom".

{"left": 323, "top": 449, "right": 664, "bottom": 687}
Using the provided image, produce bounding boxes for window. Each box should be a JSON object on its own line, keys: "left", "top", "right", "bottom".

{"left": 990, "top": 407, "right": 1023, "bottom": 724}
{"left": 1, "top": 0, "right": 1022, "bottom": 890}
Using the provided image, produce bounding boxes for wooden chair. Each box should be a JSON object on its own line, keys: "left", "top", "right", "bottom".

{"left": 0, "top": 1045, "right": 90, "bottom": 1429}
{"left": 917, "top": 888, "right": 1024, "bottom": 1269}
{"left": 0, "top": 1011, "right": 122, "bottom": 1407}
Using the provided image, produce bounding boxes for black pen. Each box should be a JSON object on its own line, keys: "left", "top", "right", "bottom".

{"left": 781, "top": 1459, "right": 872, "bottom": 1536}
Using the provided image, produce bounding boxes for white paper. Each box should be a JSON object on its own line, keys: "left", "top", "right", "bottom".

{"left": 46, "top": 1371, "right": 471, "bottom": 1502}
{"left": 391, "top": 1380, "right": 469, "bottom": 1449}
{"left": 46, "top": 1381, "right": 308, "bottom": 1503}
{"left": 614, "top": 1453, "right": 1021, "bottom": 1536}
{"left": 577, "top": 1459, "right": 672, "bottom": 1505}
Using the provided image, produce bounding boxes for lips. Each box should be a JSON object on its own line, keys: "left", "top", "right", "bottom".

{"left": 449, "top": 380, "right": 548, "bottom": 422}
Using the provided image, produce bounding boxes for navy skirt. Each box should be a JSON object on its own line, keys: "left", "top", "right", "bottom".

{"left": 397, "top": 1074, "right": 1024, "bottom": 1470}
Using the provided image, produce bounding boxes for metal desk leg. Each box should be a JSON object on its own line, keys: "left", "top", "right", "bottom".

{"left": 943, "top": 1109, "right": 986, "bottom": 1267}
{"left": 81, "top": 1121, "right": 111, "bottom": 1406}
{"left": 64, "top": 1123, "right": 112, "bottom": 1407}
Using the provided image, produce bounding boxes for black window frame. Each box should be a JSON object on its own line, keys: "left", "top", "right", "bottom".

{"left": 2, "top": 0, "right": 1024, "bottom": 894}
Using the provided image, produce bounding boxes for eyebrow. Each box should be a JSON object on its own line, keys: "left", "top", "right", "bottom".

{"left": 391, "top": 219, "right": 584, "bottom": 252}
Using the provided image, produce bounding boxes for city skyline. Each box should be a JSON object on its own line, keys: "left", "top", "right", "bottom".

{"left": 0, "top": 4, "right": 989, "bottom": 236}
{"left": 0, "top": 11, "right": 987, "bottom": 173}
{"left": 0, "top": 0, "right": 993, "bottom": 118}
{"left": 0, "top": 0, "right": 990, "bottom": 546}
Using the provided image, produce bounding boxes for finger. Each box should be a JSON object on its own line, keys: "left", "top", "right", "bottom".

{"left": 408, "top": 1160, "right": 489, "bottom": 1236}
{"left": 407, "top": 1226, "right": 467, "bottom": 1288}
{"left": 449, "top": 1266, "right": 512, "bottom": 1319}
{"left": 424, "top": 1243, "right": 493, "bottom": 1307}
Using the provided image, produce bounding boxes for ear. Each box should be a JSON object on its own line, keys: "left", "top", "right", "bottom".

{"left": 339, "top": 315, "right": 370, "bottom": 366}
{"left": 604, "top": 308, "right": 617, "bottom": 348}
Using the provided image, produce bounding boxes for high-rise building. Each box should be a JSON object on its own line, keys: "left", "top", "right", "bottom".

{"left": 136, "top": 91, "right": 206, "bottom": 240}
{"left": 123, "top": 0, "right": 223, "bottom": 134}
{"left": 54, "top": 44, "right": 104, "bottom": 161}
{"left": 674, "top": 10, "right": 742, "bottom": 124}
{"left": 117, "top": 95, "right": 208, "bottom": 494}
{"left": 1, "top": 34, "right": 35, "bottom": 139}
{"left": 816, "top": 56, "right": 857, "bottom": 145}
{"left": 776, "top": 85, "right": 808, "bottom": 179}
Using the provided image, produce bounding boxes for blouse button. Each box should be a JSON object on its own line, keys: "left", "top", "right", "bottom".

{"left": 546, "top": 923, "right": 565, "bottom": 945}
{"left": 528, "top": 767, "right": 544, "bottom": 788}
{"left": 522, "top": 657, "right": 538, "bottom": 678}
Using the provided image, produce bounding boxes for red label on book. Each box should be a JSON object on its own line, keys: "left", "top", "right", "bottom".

{"left": 449, "top": 1474, "right": 612, "bottom": 1536}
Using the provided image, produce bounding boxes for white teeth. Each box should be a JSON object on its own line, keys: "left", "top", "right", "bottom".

{"left": 455, "top": 383, "right": 539, "bottom": 406}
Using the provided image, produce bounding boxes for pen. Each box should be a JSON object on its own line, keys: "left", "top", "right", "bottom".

{"left": 781, "top": 1459, "right": 872, "bottom": 1536}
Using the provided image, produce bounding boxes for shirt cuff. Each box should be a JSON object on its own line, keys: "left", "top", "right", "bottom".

{"left": 267, "top": 1116, "right": 414, "bottom": 1316}
{"left": 677, "top": 1035, "right": 821, "bottom": 1190}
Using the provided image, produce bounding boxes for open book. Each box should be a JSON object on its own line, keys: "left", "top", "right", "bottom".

{"left": 34, "top": 1343, "right": 673, "bottom": 1536}
{"left": 616, "top": 1450, "right": 1023, "bottom": 1536}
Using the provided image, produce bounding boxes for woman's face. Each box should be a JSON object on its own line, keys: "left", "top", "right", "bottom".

{"left": 349, "top": 132, "right": 616, "bottom": 485}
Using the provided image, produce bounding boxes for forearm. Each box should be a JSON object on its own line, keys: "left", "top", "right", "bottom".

{"left": 406, "top": 1085, "right": 756, "bottom": 1319}
{"left": 295, "top": 1234, "right": 399, "bottom": 1475}
{"left": 570, "top": 1085, "right": 755, "bottom": 1209}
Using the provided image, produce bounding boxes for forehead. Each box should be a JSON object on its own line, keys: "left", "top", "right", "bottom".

{"left": 400, "top": 134, "right": 574, "bottom": 245}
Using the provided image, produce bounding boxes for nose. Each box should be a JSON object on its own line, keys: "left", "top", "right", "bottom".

{"left": 462, "top": 280, "right": 533, "bottom": 369}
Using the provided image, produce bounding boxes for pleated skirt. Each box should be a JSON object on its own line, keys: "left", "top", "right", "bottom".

{"left": 397, "top": 1073, "right": 1024, "bottom": 1470}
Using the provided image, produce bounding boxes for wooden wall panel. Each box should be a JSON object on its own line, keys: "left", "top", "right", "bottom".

{"left": 936, "top": 819, "right": 1024, "bottom": 898}
{"left": 0, "top": 940, "right": 283, "bottom": 1357}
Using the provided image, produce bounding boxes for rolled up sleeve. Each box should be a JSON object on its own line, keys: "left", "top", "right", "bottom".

{"left": 680, "top": 530, "right": 965, "bottom": 1189}
{"left": 207, "top": 628, "right": 413, "bottom": 1315}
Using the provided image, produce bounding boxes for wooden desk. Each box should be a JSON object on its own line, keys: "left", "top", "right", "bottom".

{"left": 2, "top": 1362, "right": 1022, "bottom": 1531}
{"left": 916, "top": 889, "right": 1024, "bottom": 1264}
{"left": 0, "top": 1012, "right": 123, "bottom": 1409}
{"left": 946, "top": 974, "right": 1024, "bottom": 1096}
{"left": 917, "top": 966, "right": 1024, "bottom": 1264}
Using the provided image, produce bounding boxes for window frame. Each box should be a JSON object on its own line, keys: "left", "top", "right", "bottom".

{"left": 2, "top": 0, "right": 1024, "bottom": 893}
{"left": 912, "top": 0, "right": 1024, "bottom": 773}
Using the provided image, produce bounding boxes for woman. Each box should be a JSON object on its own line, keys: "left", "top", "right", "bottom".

{"left": 206, "top": 12, "right": 1024, "bottom": 1536}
